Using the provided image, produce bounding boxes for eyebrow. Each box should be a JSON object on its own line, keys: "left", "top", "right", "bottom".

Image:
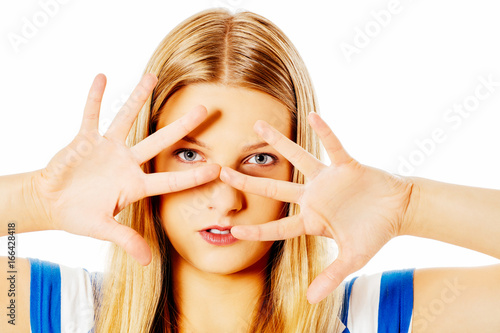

{"left": 181, "top": 135, "right": 270, "bottom": 152}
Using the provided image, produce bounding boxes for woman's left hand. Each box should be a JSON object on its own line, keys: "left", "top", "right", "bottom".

{"left": 219, "top": 111, "right": 416, "bottom": 304}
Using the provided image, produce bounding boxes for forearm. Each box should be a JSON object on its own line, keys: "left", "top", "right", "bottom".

{"left": 0, "top": 169, "right": 50, "bottom": 236}
{"left": 402, "top": 176, "right": 500, "bottom": 259}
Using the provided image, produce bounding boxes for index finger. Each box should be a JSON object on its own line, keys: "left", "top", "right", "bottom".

{"left": 130, "top": 105, "right": 209, "bottom": 165}
{"left": 307, "top": 112, "right": 353, "bottom": 166}
{"left": 254, "top": 120, "right": 326, "bottom": 180}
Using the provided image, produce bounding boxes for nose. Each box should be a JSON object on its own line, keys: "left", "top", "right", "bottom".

{"left": 206, "top": 177, "right": 243, "bottom": 216}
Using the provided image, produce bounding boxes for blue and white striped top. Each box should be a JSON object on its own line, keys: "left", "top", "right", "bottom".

{"left": 341, "top": 269, "right": 414, "bottom": 332}
{"left": 27, "top": 257, "right": 414, "bottom": 333}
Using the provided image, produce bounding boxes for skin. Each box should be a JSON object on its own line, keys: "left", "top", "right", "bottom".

{"left": 219, "top": 102, "right": 500, "bottom": 331}
{"left": 153, "top": 83, "right": 293, "bottom": 332}
{"left": 1, "top": 73, "right": 499, "bottom": 332}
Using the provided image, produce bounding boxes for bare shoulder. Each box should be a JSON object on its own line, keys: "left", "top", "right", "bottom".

{"left": 412, "top": 264, "right": 500, "bottom": 333}
{"left": 0, "top": 256, "right": 31, "bottom": 332}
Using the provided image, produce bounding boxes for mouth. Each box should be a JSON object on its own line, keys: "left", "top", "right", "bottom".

{"left": 199, "top": 225, "right": 238, "bottom": 245}
{"left": 199, "top": 225, "right": 232, "bottom": 233}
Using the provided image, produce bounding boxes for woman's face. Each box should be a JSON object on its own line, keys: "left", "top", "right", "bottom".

{"left": 153, "top": 83, "right": 293, "bottom": 275}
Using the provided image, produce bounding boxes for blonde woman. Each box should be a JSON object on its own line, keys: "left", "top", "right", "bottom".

{"left": 1, "top": 8, "right": 500, "bottom": 333}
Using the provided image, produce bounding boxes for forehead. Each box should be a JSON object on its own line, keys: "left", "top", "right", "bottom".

{"left": 157, "top": 83, "right": 292, "bottom": 140}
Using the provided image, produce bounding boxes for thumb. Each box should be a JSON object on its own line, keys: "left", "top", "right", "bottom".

{"left": 98, "top": 216, "right": 152, "bottom": 266}
{"left": 306, "top": 255, "right": 354, "bottom": 304}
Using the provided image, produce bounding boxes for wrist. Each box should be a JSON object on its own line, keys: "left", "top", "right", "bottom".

{"left": 396, "top": 176, "right": 422, "bottom": 237}
{"left": 22, "top": 169, "right": 55, "bottom": 232}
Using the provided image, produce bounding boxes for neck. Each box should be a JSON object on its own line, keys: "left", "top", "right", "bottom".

{"left": 170, "top": 250, "right": 270, "bottom": 333}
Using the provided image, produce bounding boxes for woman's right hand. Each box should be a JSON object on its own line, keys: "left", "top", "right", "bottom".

{"left": 30, "top": 73, "right": 220, "bottom": 266}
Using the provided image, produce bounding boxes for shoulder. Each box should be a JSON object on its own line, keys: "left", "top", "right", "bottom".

{"left": 341, "top": 268, "right": 415, "bottom": 333}
{"left": 28, "top": 257, "right": 103, "bottom": 333}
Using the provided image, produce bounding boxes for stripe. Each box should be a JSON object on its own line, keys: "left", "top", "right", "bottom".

{"left": 348, "top": 272, "right": 382, "bottom": 332}
{"left": 341, "top": 277, "right": 358, "bottom": 333}
{"left": 59, "top": 265, "right": 96, "bottom": 332}
{"left": 28, "top": 257, "right": 61, "bottom": 333}
{"left": 378, "top": 268, "right": 415, "bottom": 333}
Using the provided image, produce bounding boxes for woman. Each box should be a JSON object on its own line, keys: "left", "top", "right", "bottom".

{"left": 1, "top": 8, "right": 499, "bottom": 333}
{"left": 94, "top": 8, "right": 345, "bottom": 331}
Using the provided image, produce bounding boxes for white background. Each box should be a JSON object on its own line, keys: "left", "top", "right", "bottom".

{"left": 0, "top": 0, "right": 499, "bottom": 279}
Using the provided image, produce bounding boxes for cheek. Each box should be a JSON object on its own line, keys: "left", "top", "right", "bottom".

{"left": 249, "top": 196, "right": 287, "bottom": 223}
{"left": 158, "top": 190, "right": 199, "bottom": 234}
{"left": 153, "top": 154, "right": 170, "bottom": 174}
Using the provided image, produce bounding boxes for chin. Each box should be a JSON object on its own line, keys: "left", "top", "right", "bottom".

{"left": 192, "top": 251, "right": 262, "bottom": 275}
{"left": 172, "top": 245, "right": 270, "bottom": 276}
{"left": 168, "top": 236, "right": 274, "bottom": 276}
{"left": 195, "top": 262, "right": 248, "bottom": 275}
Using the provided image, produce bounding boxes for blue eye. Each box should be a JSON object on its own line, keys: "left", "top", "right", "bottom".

{"left": 174, "top": 149, "right": 204, "bottom": 163}
{"left": 246, "top": 153, "right": 278, "bottom": 166}
{"left": 173, "top": 149, "right": 278, "bottom": 166}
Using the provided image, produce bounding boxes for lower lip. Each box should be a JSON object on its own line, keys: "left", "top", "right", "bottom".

{"left": 199, "top": 230, "right": 239, "bottom": 245}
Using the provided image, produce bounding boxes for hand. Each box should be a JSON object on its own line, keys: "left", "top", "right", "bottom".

{"left": 31, "top": 73, "right": 220, "bottom": 266}
{"left": 219, "top": 111, "right": 415, "bottom": 303}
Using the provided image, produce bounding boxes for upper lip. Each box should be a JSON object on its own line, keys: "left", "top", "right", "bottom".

{"left": 200, "top": 225, "right": 232, "bottom": 232}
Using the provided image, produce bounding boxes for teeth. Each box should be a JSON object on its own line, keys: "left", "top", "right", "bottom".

{"left": 208, "top": 229, "right": 230, "bottom": 234}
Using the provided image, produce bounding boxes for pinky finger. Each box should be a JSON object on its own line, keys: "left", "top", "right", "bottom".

{"left": 231, "top": 214, "right": 306, "bottom": 241}
{"left": 97, "top": 216, "right": 152, "bottom": 266}
{"left": 306, "top": 255, "right": 354, "bottom": 304}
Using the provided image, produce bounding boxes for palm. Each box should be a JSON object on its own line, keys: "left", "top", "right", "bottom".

{"left": 33, "top": 74, "right": 220, "bottom": 266}
{"left": 219, "top": 112, "right": 413, "bottom": 303}
{"left": 315, "top": 161, "right": 413, "bottom": 273}
{"left": 39, "top": 131, "right": 146, "bottom": 235}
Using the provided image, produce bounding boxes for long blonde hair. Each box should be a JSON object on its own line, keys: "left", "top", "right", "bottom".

{"left": 95, "top": 8, "right": 344, "bottom": 333}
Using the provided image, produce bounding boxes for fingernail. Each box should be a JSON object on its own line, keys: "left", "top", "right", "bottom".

{"left": 207, "top": 164, "right": 220, "bottom": 178}
{"left": 220, "top": 167, "right": 230, "bottom": 181}
{"left": 145, "top": 73, "right": 158, "bottom": 87}
{"left": 307, "top": 282, "right": 328, "bottom": 304}
{"left": 190, "top": 105, "right": 207, "bottom": 122}
{"left": 255, "top": 121, "right": 272, "bottom": 140}
{"left": 307, "top": 290, "right": 320, "bottom": 304}
{"left": 308, "top": 111, "right": 318, "bottom": 120}
{"left": 230, "top": 226, "right": 248, "bottom": 238}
